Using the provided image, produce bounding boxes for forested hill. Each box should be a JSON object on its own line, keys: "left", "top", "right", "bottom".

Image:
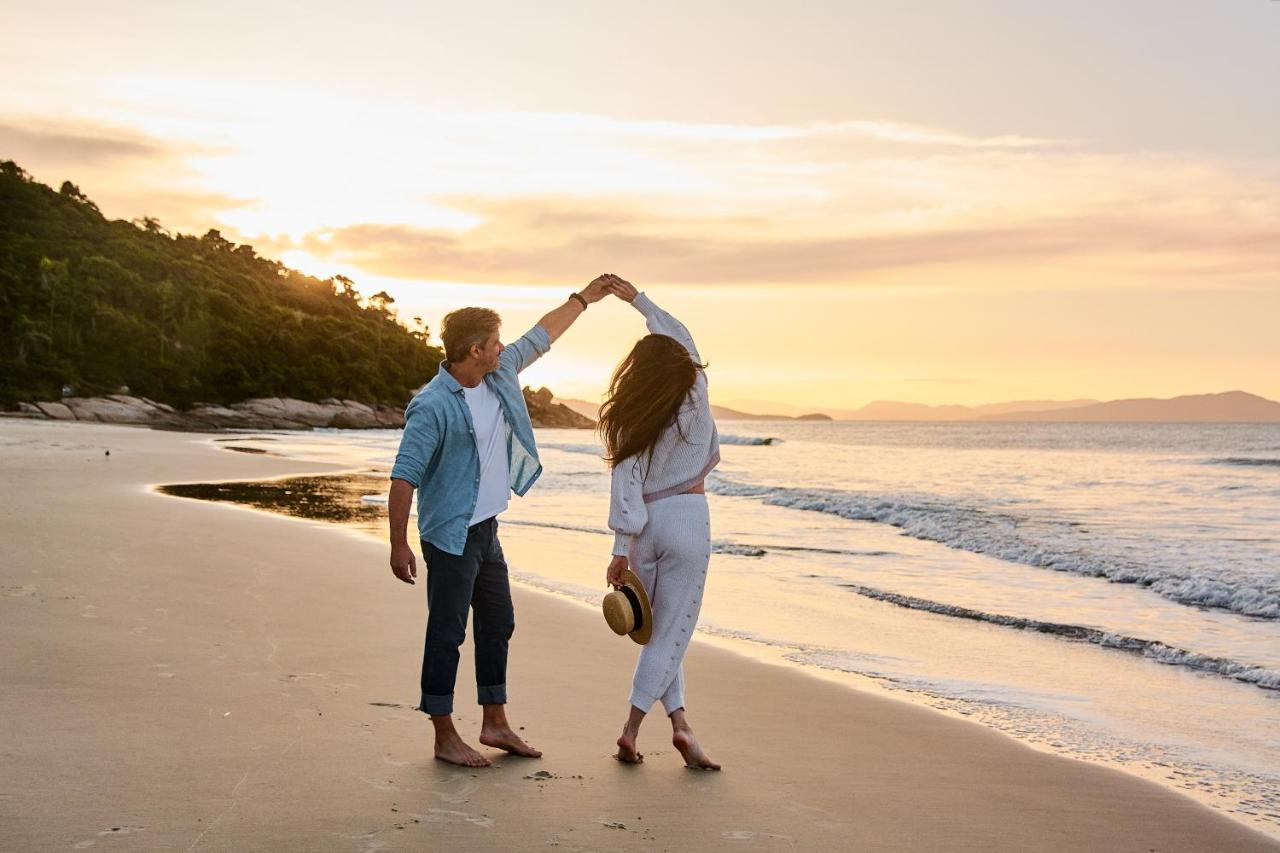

{"left": 0, "top": 161, "right": 443, "bottom": 409}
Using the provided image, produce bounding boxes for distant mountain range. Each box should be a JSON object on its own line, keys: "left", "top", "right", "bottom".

{"left": 559, "top": 399, "right": 832, "bottom": 422}
{"left": 565, "top": 391, "right": 1280, "bottom": 423}
{"left": 978, "top": 391, "right": 1280, "bottom": 423}
{"left": 840, "top": 399, "right": 1099, "bottom": 421}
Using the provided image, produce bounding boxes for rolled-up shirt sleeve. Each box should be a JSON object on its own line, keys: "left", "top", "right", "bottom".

{"left": 390, "top": 406, "right": 441, "bottom": 486}
{"left": 609, "top": 454, "right": 649, "bottom": 556}
{"left": 498, "top": 323, "right": 553, "bottom": 375}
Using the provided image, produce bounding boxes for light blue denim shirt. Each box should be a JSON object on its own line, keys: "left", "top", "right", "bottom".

{"left": 390, "top": 323, "right": 550, "bottom": 555}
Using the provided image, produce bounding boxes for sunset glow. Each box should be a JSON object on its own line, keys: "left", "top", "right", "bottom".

{"left": 3, "top": 1, "right": 1277, "bottom": 409}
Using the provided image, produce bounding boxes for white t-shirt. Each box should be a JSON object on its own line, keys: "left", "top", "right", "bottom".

{"left": 463, "top": 380, "right": 511, "bottom": 525}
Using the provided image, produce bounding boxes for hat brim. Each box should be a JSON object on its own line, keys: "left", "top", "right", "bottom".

{"left": 619, "top": 568, "right": 653, "bottom": 645}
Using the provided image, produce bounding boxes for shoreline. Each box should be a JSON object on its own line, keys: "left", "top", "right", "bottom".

{"left": 135, "top": 432, "right": 1280, "bottom": 839}
{"left": 2, "top": 419, "right": 1277, "bottom": 851}
{"left": 124, "top": 428, "right": 1280, "bottom": 838}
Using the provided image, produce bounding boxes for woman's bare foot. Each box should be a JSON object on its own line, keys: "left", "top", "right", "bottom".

{"left": 479, "top": 725, "right": 542, "bottom": 758}
{"left": 672, "top": 728, "right": 720, "bottom": 771}
{"left": 434, "top": 731, "right": 491, "bottom": 768}
{"left": 615, "top": 728, "right": 644, "bottom": 764}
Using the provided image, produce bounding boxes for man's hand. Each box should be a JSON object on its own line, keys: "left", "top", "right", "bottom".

{"left": 391, "top": 541, "right": 418, "bottom": 584}
{"left": 388, "top": 478, "right": 418, "bottom": 584}
{"left": 606, "top": 554, "right": 629, "bottom": 588}
{"left": 580, "top": 274, "right": 611, "bottom": 304}
{"left": 603, "top": 274, "right": 638, "bottom": 303}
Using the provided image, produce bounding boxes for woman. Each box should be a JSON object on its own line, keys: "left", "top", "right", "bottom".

{"left": 598, "top": 274, "right": 721, "bottom": 770}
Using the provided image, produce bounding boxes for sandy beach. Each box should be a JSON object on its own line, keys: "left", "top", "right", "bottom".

{"left": 1, "top": 419, "right": 1275, "bottom": 852}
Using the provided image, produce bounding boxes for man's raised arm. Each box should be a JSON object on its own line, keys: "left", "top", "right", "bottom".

{"left": 536, "top": 275, "right": 611, "bottom": 344}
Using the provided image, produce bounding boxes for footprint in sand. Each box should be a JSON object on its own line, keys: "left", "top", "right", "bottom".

{"left": 73, "top": 826, "right": 144, "bottom": 848}
{"left": 431, "top": 775, "right": 478, "bottom": 804}
{"left": 722, "top": 830, "right": 795, "bottom": 842}
{"left": 336, "top": 830, "right": 390, "bottom": 852}
{"left": 420, "top": 808, "right": 494, "bottom": 828}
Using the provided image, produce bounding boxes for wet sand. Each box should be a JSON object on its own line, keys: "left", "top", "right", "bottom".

{"left": 1, "top": 419, "right": 1276, "bottom": 851}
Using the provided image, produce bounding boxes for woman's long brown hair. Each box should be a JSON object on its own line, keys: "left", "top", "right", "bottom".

{"left": 598, "top": 334, "right": 704, "bottom": 469}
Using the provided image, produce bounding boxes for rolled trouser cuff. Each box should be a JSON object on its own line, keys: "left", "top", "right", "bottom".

{"left": 477, "top": 683, "right": 507, "bottom": 705}
{"left": 419, "top": 692, "right": 454, "bottom": 716}
{"left": 629, "top": 686, "right": 658, "bottom": 713}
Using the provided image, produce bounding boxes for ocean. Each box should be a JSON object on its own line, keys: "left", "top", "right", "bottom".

{"left": 190, "top": 421, "right": 1280, "bottom": 835}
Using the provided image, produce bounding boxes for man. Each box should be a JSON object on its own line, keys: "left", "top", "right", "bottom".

{"left": 388, "top": 275, "right": 613, "bottom": 767}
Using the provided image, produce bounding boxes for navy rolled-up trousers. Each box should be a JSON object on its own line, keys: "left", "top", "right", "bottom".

{"left": 418, "top": 517, "right": 514, "bottom": 716}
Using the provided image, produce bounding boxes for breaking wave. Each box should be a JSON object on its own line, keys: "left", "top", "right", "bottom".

{"left": 500, "top": 519, "right": 765, "bottom": 556}
{"left": 707, "top": 475, "right": 1280, "bottom": 620}
{"left": 841, "top": 583, "right": 1280, "bottom": 691}
{"left": 720, "top": 435, "right": 780, "bottom": 446}
{"left": 538, "top": 442, "right": 603, "bottom": 457}
{"left": 1206, "top": 457, "right": 1280, "bottom": 468}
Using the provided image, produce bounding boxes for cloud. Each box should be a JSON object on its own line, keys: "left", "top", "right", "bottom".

{"left": 900, "top": 377, "right": 982, "bottom": 384}
{"left": 501, "top": 112, "right": 1068, "bottom": 149}
{"left": 0, "top": 119, "right": 218, "bottom": 170}
{"left": 5, "top": 88, "right": 1277, "bottom": 292}
{"left": 0, "top": 121, "right": 167, "bottom": 164}
{"left": 0, "top": 117, "right": 255, "bottom": 232}
{"left": 272, "top": 209, "right": 1280, "bottom": 287}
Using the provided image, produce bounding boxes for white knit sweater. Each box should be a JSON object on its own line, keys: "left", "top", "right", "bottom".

{"left": 609, "top": 293, "right": 720, "bottom": 556}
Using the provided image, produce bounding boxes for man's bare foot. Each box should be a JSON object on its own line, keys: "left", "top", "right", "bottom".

{"left": 479, "top": 725, "right": 542, "bottom": 758}
{"left": 615, "top": 729, "right": 644, "bottom": 764}
{"left": 435, "top": 731, "right": 491, "bottom": 768}
{"left": 673, "top": 729, "right": 720, "bottom": 771}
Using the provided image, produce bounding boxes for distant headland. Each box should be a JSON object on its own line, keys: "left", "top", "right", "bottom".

{"left": 0, "top": 160, "right": 440, "bottom": 414}
{"left": 0, "top": 162, "right": 596, "bottom": 430}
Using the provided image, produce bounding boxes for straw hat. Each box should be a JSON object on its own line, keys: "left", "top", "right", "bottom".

{"left": 602, "top": 568, "right": 652, "bottom": 645}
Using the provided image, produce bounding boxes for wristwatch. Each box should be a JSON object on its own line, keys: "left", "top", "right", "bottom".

{"left": 569, "top": 292, "right": 588, "bottom": 310}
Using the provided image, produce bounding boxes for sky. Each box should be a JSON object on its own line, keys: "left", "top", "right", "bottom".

{"left": 3, "top": 0, "right": 1278, "bottom": 412}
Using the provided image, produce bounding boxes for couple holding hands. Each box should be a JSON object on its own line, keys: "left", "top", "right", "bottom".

{"left": 388, "top": 274, "right": 721, "bottom": 771}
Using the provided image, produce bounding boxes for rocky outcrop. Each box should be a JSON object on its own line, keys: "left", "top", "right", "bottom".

{"left": 63, "top": 395, "right": 166, "bottom": 424}
{"left": 32, "top": 401, "right": 76, "bottom": 420}
{"left": 524, "top": 386, "right": 595, "bottom": 429}
{"left": 2, "top": 395, "right": 407, "bottom": 431}
{"left": 3, "top": 387, "right": 596, "bottom": 431}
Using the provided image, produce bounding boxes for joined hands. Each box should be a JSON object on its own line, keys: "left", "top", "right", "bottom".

{"left": 582, "top": 273, "right": 638, "bottom": 305}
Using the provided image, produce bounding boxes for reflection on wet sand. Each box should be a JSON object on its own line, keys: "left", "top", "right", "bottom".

{"left": 159, "top": 474, "right": 388, "bottom": 530}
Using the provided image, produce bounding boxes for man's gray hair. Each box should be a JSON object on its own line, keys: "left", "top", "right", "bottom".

{"left": 440, "top": 307, "right": 501, "bottom": 363}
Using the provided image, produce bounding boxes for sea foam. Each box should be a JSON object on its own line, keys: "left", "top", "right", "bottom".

{"left": 707, "top": 475, "right": 1280, "bottom": 620}
{"left": 840, "top": 582, "right": 1280, "bottom": 691}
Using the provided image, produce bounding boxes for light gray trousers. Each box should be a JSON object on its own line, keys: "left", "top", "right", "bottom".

{"left": 626, "top": 493, "right": 711, "bottom": 715}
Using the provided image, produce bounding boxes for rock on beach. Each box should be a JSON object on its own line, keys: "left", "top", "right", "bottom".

{"left": 4, "top": 388, "right": 595, "bottom": 431}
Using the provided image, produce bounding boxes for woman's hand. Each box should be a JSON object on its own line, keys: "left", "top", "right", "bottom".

{"left": 606, "top": 554, "right": 629, "bottom": 588}
{"left": 604, "top": 274, "right": 638, "bottom": 303}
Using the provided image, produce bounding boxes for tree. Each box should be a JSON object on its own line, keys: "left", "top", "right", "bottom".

{"left": 333, "top": 275, "right": 359, "bottom": 301}
{"left": 133, "top": 216, "right": 167, "bottom": 235}
{"left": 0, "top": 163, "right": 444, "bottom": 408}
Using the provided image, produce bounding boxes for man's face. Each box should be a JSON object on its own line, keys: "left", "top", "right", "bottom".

{"left": 476, "top": 330, "right": 504, "bottom": 374}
